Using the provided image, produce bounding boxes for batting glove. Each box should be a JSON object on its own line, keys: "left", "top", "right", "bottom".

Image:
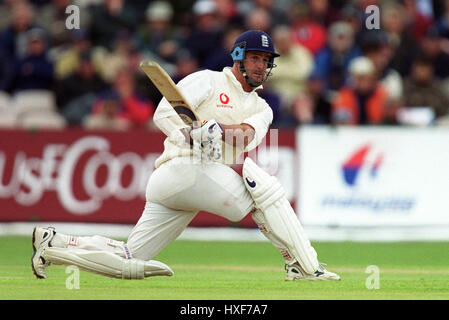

{"left": 190, "top": 119, "right": 223, "bottom": 162}
{"left": 190, "top": 119, "right": 223, "bottom": 146}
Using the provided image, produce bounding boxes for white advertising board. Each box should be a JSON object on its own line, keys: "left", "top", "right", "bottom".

{"left": 297, "top": 126, "right": 449, "bottom": 230}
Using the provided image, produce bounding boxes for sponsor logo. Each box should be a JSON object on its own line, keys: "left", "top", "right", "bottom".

{"left": 342, "top": 144, "right": 383, "bottom": 187}
{"left": 217, "top": 93, "right": 232, "bottom": 108}
{"left": 208, "top": 123, "right": 217, "bottom": 133}
{"left": 321, "top": 143, "right": 416, "bottom": 212}
{"left": 0, "top": 136, "right": 158, "bottom": 214}
{"left": 245, "top": 177, "right": 256, "bottom": 188}
{"left": 219, "top": 93, "right": 229, "bottom": 104}
{"left": 261, "top": 35, "right": 269, "bottom": 47}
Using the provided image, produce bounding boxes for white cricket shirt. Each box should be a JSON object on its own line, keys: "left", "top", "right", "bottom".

{"left": 153, "top": 67, "right": 273, "bottom": 168}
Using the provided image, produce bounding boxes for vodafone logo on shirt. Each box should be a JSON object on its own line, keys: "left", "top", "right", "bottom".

{"left": 217, "top": 93, "right": 232, "bottom": 108}
{"left": 219, "top": 93, "right": 229, "bottom": 104}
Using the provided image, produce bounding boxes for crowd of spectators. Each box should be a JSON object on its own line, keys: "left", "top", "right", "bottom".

{"left": 0, "top": 0, "right": 449, "bottom": 130}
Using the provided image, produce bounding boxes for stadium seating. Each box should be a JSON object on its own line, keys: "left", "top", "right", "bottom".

{"left": 0, "top": 91, "right": 16, "bottom": 128}
{"left": 11, "top": 90, "right": 66, "bottom": 129}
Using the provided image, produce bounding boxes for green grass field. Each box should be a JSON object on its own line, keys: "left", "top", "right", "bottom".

{"left": 1, "top": 236, "right": 449, "bottom": 300}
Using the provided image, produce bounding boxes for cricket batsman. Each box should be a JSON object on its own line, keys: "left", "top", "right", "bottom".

{"left": 31, "top": 30, "right": 340, "bottom": 281}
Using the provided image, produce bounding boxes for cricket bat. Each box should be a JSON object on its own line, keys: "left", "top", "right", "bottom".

{"left": 140, "top": 60, "right": 199, "bottom": 126}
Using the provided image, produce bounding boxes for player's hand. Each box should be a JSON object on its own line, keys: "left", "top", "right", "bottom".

{"left": 190, "top": 119, "right": 223, "bottom": 162}
{"left": 168, "top": 127, "right": 192, "bottom": 147}
{"left": 190, "top": 119, "right": 223, "bottom": 146}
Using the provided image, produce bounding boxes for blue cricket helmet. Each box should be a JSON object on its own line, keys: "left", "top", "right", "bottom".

{"left": 230, "top": 30, "right": 280, "bottom": 62}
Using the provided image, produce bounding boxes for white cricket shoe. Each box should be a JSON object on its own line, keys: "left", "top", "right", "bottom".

{"left": 285, "top": 262, "right": 341, "bottom": 281}
{"left": 31, "top": 227, "right": 56, "bottom": 279}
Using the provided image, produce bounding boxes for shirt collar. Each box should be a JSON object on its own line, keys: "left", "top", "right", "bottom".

{"left": 223, "top": 67, "right": 263, "bottom": 93}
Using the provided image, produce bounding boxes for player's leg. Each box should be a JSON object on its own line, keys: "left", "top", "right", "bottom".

{"left": 147, "top": 159, "right": 254, "bottom": 223}
{"left": 31, "top": 226, "right": 55, "bottom": 279}
{"left": 31, "top": 226, "right": 174, "bottom": 279}
{"left": 242, "top": 157, "right": 340, "bottom": 281}
{"left": 127, "top": 202, "right": 197, "bottom": 261}
{"left": 37, "top": 159, "right": 200, "bottom": 277}
{"left": 164, "top": 158, "right": 339, "bottom": 281}
{"left": 31, "top": 158, "right": 202, "bottom": 279}
{"left": 40, "top": 201, "right": 195, "bottom": 278}
{"left": 252, "top": 209, "right": 337, "bottom": 280}
{"left": 43, "top": 247, "right": 173, "bottom": 279}
{"left": 50, "top": 232, "right": 131, "bottom": 257}
{"left": 32, "top": 227, "right": 131, "bottom": 278}
{"left": 123, "top": 158, "right": 250, "bottom": 261}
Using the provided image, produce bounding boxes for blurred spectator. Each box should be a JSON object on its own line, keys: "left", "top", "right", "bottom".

{"left": 0, "top": 47, "right": 12, "bottom": 91}
{"left": 307, "top": 0, "right": 341, "bottom": 27}
{"left": 415, "top": 0, "right": 435, "bottom": 18}
{"left": 74, "top": 0, "right": 104, "bottom": 8}
{"left": 83, "top": 97, "right": 130, "bottom": 130}
{"left": 269, "top": 25, "right": 314, "bottom": 123}
{"left": 339, "top": 4, "right": 364, "bottom": 45}
{"left": 1, "top": 0, "right": 448, "bottom": 131}
{"left": 96, "top": 30, "right": 138, "bottom": 83}
{"left": 54, "top": 29, "right": 94, "bottom": 80}
{"left": 381, "top": 1, "right": 420, "bottom": 77}
{"left": 36, "top": 0, "right": 91, "bottom": 49}
{"left": 56, "top": 50, "right": 107, "bottom": 122}
{"left": 89, "top": 0, "right": 139, "bottom": 50}
{"left": 289, "top": 2, "right": 327, "bottom": 56}
{"left": 238, "top": 0, "right": 288, "bottom": 28}
{"left": 418, "top": 26, "right": 449, "bottom": 79}
{"left": 402, "top": 55, "right": 449, "bottom": 120}
{"left": 0, "top": 1, "right": 37, "bottom": 59}
{"left": 435, "top": 0, "right": 449, "bottom": 39}
{"left": 136, "top": 49, "right": 199, "bottom": 122}
{"left": 314, "top": 21, "right": 362, "bottom": 98}
{"left": 244, "top": 7, "right": 271, "bottom": 33}
{"left": 5, "top": 28, "right": 54, "bottom": 93}
{"left": 172, "top": 50, "right": 200, "bottom": 84}
{"left": 83, "top": 69, "right": 154, "bottom": 130}
{"left": 403, "top": 0, "right": 434, "bottom": 41}
{"left": 291, "top": 72, "right": 332, "bottom": 125}
{"left": 361, "top": 30, "right": 403, "bottom": 123}
{"left": 0, "top": 0, "right": 18, "bottom": 30}
{"left": 203, "top": 27, "right": 242, "bottom": 72}
{"left": 183, "top": 0, "right": 225, "bottom": 68}
{"left": 123, "top": 0, "right": 155, "bottom": 23}
{"left": 127, "top": 43, "right": 145, "bottom": 78}
{"left": 135, "top": 1, "right": 181, "bottom": 64}
{"left": 332, "top": 57, "right": 388, "bottom": 125}
{"left": 214, "top": 0, "right": 244, "bottom": 26}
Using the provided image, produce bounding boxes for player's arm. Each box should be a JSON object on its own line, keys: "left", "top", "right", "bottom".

{"left": 153, "top": 71, "right": 213, "bottom": 142}
{"left": 239, "top": 103, "right": 273, "bottom": 151}
{"left": 204, "top": 102, "right": 273, "bottom": 149}
{"left": 220, "top": 123, "right": 255, "bottom": 148}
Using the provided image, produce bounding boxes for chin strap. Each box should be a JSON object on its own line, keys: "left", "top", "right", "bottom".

{"left": 239, "top": 60, "right": 274, "bottom": 88}
{"left": 239, "top": 61, "right": 248, "bottom": 78}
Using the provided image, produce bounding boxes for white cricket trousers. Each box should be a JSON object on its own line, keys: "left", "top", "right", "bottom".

{"left": 127, "top": 157, "right": 254, "bottom": 260}
{"left": 54, "top": 157, "right": 255, "bottom": 261}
